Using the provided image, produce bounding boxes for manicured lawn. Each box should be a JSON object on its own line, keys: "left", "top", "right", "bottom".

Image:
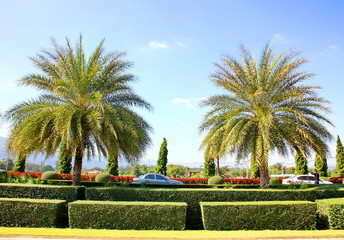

{"left": 1, "top": 227, "right": 344, "bottom": 239}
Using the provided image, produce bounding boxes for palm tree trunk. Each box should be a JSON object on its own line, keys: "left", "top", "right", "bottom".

{"left": 72, "top": 146, "right": 83, "bottom": 186}
{"left": 216, "top": 156, "right": 220, "bottom": 176}
{"left": 259, "top": 163, "right": 270, "bottom": 187}
{"left": 258, "top": 144, "right": 270, "bottom": 188}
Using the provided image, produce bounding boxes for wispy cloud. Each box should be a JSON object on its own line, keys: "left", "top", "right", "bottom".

{"left": 272, "top": 33, "right": 293, "bottom": 45}
{"left": 140, "top": 39, "right": 199, "bottom": 51}
{"left": 140, "top": 41, "right": 168, "bottom": 51}
{"left": 5, "top": 83, "right": 16, "bottom": 88}
{"left": 319, "top": 45, "right": 339, "bottom": 56}
{"left": 171, "top": 97, "right": 205, "bottom": 108}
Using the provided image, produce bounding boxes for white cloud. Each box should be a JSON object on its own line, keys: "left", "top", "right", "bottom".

{"left": 171, "top": 97, "right": 205, "bottom": 108}
{"left": 272, "top": 33, "right": 291, "bottom": 45}
{"left": 171, "top": 98, "right": 189, "bottom": 104}
{"left": 5, "top": 83, "right": 16, "bottom": 88}
{"left": 149, "top": 41, "right": 168, "bottom": 49}
{"left": 140, "top": 39, "right": 199, "bottom": 51}
{"left": 140, "top": 41, "right": 168, "bottom": 51}
{"left": 319, "top": 45, "right": 339, "bottom": 56}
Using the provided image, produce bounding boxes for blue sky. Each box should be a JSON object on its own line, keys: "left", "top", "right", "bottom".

{"left": 0, "top": 0, "right": 343, "bottom": 169}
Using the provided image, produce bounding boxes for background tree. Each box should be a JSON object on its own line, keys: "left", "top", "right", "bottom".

{"left": 166, "top": 164, "right": 190, "bottom": 178}
{"left": 199, "top": 44, "right": 332, "bottom": 187}
{"left": 13, "top": 154, "right": 26, "bottom": 172}
{"left": 204, "top": 158, "right": 216, "bottom": 178}
{"left": 5, "top": 36, "right": 152, "bottom": 185}
{"left": 58, "top": 144, "right": 72, "bottom": 174}
{"left": 294, "top": 149, "right": 308, "bottom": 175}
{"left": 314, "top": 154, "right": 328, "bottom": 177}
{"left": 0, "top": 158, "right": 14, "bottom": 171}
{"left": 155, "top": 138, "right": 168, "bottom": 175}
{"left": 336, "top": 135, "right": 344, "bottom": 176}
{"left": 269, "top": 163, "right": 286, "bottom": 175}
{"left": 42, "top": 165, "right": 55, "bottom": 172}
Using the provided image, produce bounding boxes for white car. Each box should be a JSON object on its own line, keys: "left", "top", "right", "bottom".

{"left": 133, "top": 173, "right": 183, "bottom": 184}
{"left": 282, "top": 175, "right": 333, "bottom": 185}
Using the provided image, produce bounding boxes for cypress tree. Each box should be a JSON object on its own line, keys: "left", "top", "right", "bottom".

{"left": 58, "top": 144, "right": 72, "bottom": 174}
{"left": 204, "top": 158, "right": 215, "bottom": 178}
{"left": 13, "top": 154, "right": 26, "bottom": 172}
{"left": 336, "top": 135, "right": 344, "bottom": 175}
{"left": 315, "top": 154, "right": 328, "bottom": 177}
{"left": 155, "top": 138, "right": 168, "bottom": 175}
{"left": 294, "top": 149, "right": 308, "bottom": 175}
{"left": 250, "top": 154, "right": 260, "bottom": 178}
{"left": 107, "top": 150, "right": 119, "bottom": 176}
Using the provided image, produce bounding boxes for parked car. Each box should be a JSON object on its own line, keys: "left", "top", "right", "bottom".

{"left": 282, "top": 175, "right": 333, "bottom": 185}
{"left": 133, "top": 173, "right": 183, "bottom": 184}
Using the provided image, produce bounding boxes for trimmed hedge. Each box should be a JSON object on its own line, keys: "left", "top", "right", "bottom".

{"left": 200, "top": 201, "right": 316, "bottom": 230}
{"left": 0, "top": 198, "right": 67, "bottom": 227}
{"left": 316, "top": 198, "right": 344, "bottom": 229}
{"left": 85, "top": 187, "right": 344, "bottom": 230}
{"left": 69, "top": 200, "right": 187, "bottom": 230}
{"left": 0, "top": 183, "right": 84, "bottom": 201}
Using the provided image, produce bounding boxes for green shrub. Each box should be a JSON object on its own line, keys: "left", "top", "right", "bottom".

{"left": 69, "top": 200, "right": 187, "bottom": 230}
{"left": 201, "top": 201, "right": 316, "bottom": 230}
{"left": 208, "top": 176, "right": 224, "bottom": 185}
{"left": 85, "top": 187, "right": 344, "bottom": 230}
{"left": 0, "top": 197, "right": 67, "bottom": 227}
{"left": 0, "top": 170, "right": 8, "bottom": 183}
{"left": 95, "top": 173, "right": 112, "bottom": 183}
{"left": 316, "top": 198, "right": 344, "bottom": 229}
{"left": 0, "top": 183, "right": 84, "bottom": 202}
{"left": 41, "top": 171, "right": 59, "bottom": 180}
{"left": 269, "top": 177, "right": 281, "bottom": 185}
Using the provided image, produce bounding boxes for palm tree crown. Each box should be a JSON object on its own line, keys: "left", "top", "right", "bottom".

{"left": 199, "top": 44, "right": 333, "bottom": 187}
{"left": 6, "top": 36, "right": 152, "bottom": 185}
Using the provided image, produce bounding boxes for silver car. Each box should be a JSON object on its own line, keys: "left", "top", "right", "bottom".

{"left": 133, "top": 173, "right": 183, "bottom": 184}
{"left": 282, "top": 175, "right": 333, "bottom": 185}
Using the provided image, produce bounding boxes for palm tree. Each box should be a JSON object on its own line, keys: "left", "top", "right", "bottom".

{"left": 5, "top": 36, "right": 152, "bottom": 185}
{"left": 199, "top": 44, "right": 333, "bottom": 187}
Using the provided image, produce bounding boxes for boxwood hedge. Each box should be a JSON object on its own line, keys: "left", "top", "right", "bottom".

{"left": 69, "top": 200, "right": 187, "bottom": 230}
{"left": 85, "top": 187, "right": 344, "bottom": 229}
{"left": 0, "top": 183, "right": 84, "bottom": 201}
{"left": 0, "top": 198, "right": 67, "bottom": 227}
{"left": 201, "top": 201, "right": 316, "bottom": 230}
{"left": 316, "top": 198, "right": 344, "bottom": 229}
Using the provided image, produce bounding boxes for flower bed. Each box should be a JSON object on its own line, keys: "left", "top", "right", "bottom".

{"left": 329, "top": 177, "right": 344, "bottom": 184}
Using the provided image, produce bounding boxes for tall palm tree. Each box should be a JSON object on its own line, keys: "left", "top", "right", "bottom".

{"left": 5, "top": 36, "right": 152, "bottom": 185}
{"left": 199, "top": 44, "right": 333, "bottom": 187}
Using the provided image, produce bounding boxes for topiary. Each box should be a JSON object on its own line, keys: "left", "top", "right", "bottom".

{"left": 269, "top": 177, "right": 281, "bottom": 185}
{"left": 208, "top": 176, "right": 224, "bottom": 185}
{"left": 41, "top": 171, "right": 59, "bottom": 180}
{"left": 95, "top": 173, "right": 112, "bottom": 183}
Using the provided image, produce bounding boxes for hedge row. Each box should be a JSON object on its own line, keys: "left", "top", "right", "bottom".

{"left": 201, "top": 201, "right": 316, "bottom": 230}
{"left": 0, "top": 183, "right": 84, "bottom": 202}
{"left": 69, "top": 201, "right": 187, "bottom": 230}
{"left": 85, "top": 187, "right": 344, "bottom": 229}
{"left": 316, "top": 198, "right": 344, "bottom": 229}
{"left": 0, "top": 198, "right": 67, "bottom": 227}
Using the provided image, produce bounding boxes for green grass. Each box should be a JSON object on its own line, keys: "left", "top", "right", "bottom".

{"left": 1, "top": 227, "right": 344, "bottom": 239}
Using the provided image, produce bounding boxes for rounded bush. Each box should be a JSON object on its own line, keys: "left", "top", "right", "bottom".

{"left": 41, "top": 171, "right": 59, "bottom": 180}
{"left": 269, "top": 177, "right": 281, "bottom": 185}
{"left": 95, "top": 173, "right": 112, "bottom": 183}
{"left": 208, "top": 176, "right": 224, "bottom": 185}
{"left": 0, "top": 169, "right": 7, "bottom": 175}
